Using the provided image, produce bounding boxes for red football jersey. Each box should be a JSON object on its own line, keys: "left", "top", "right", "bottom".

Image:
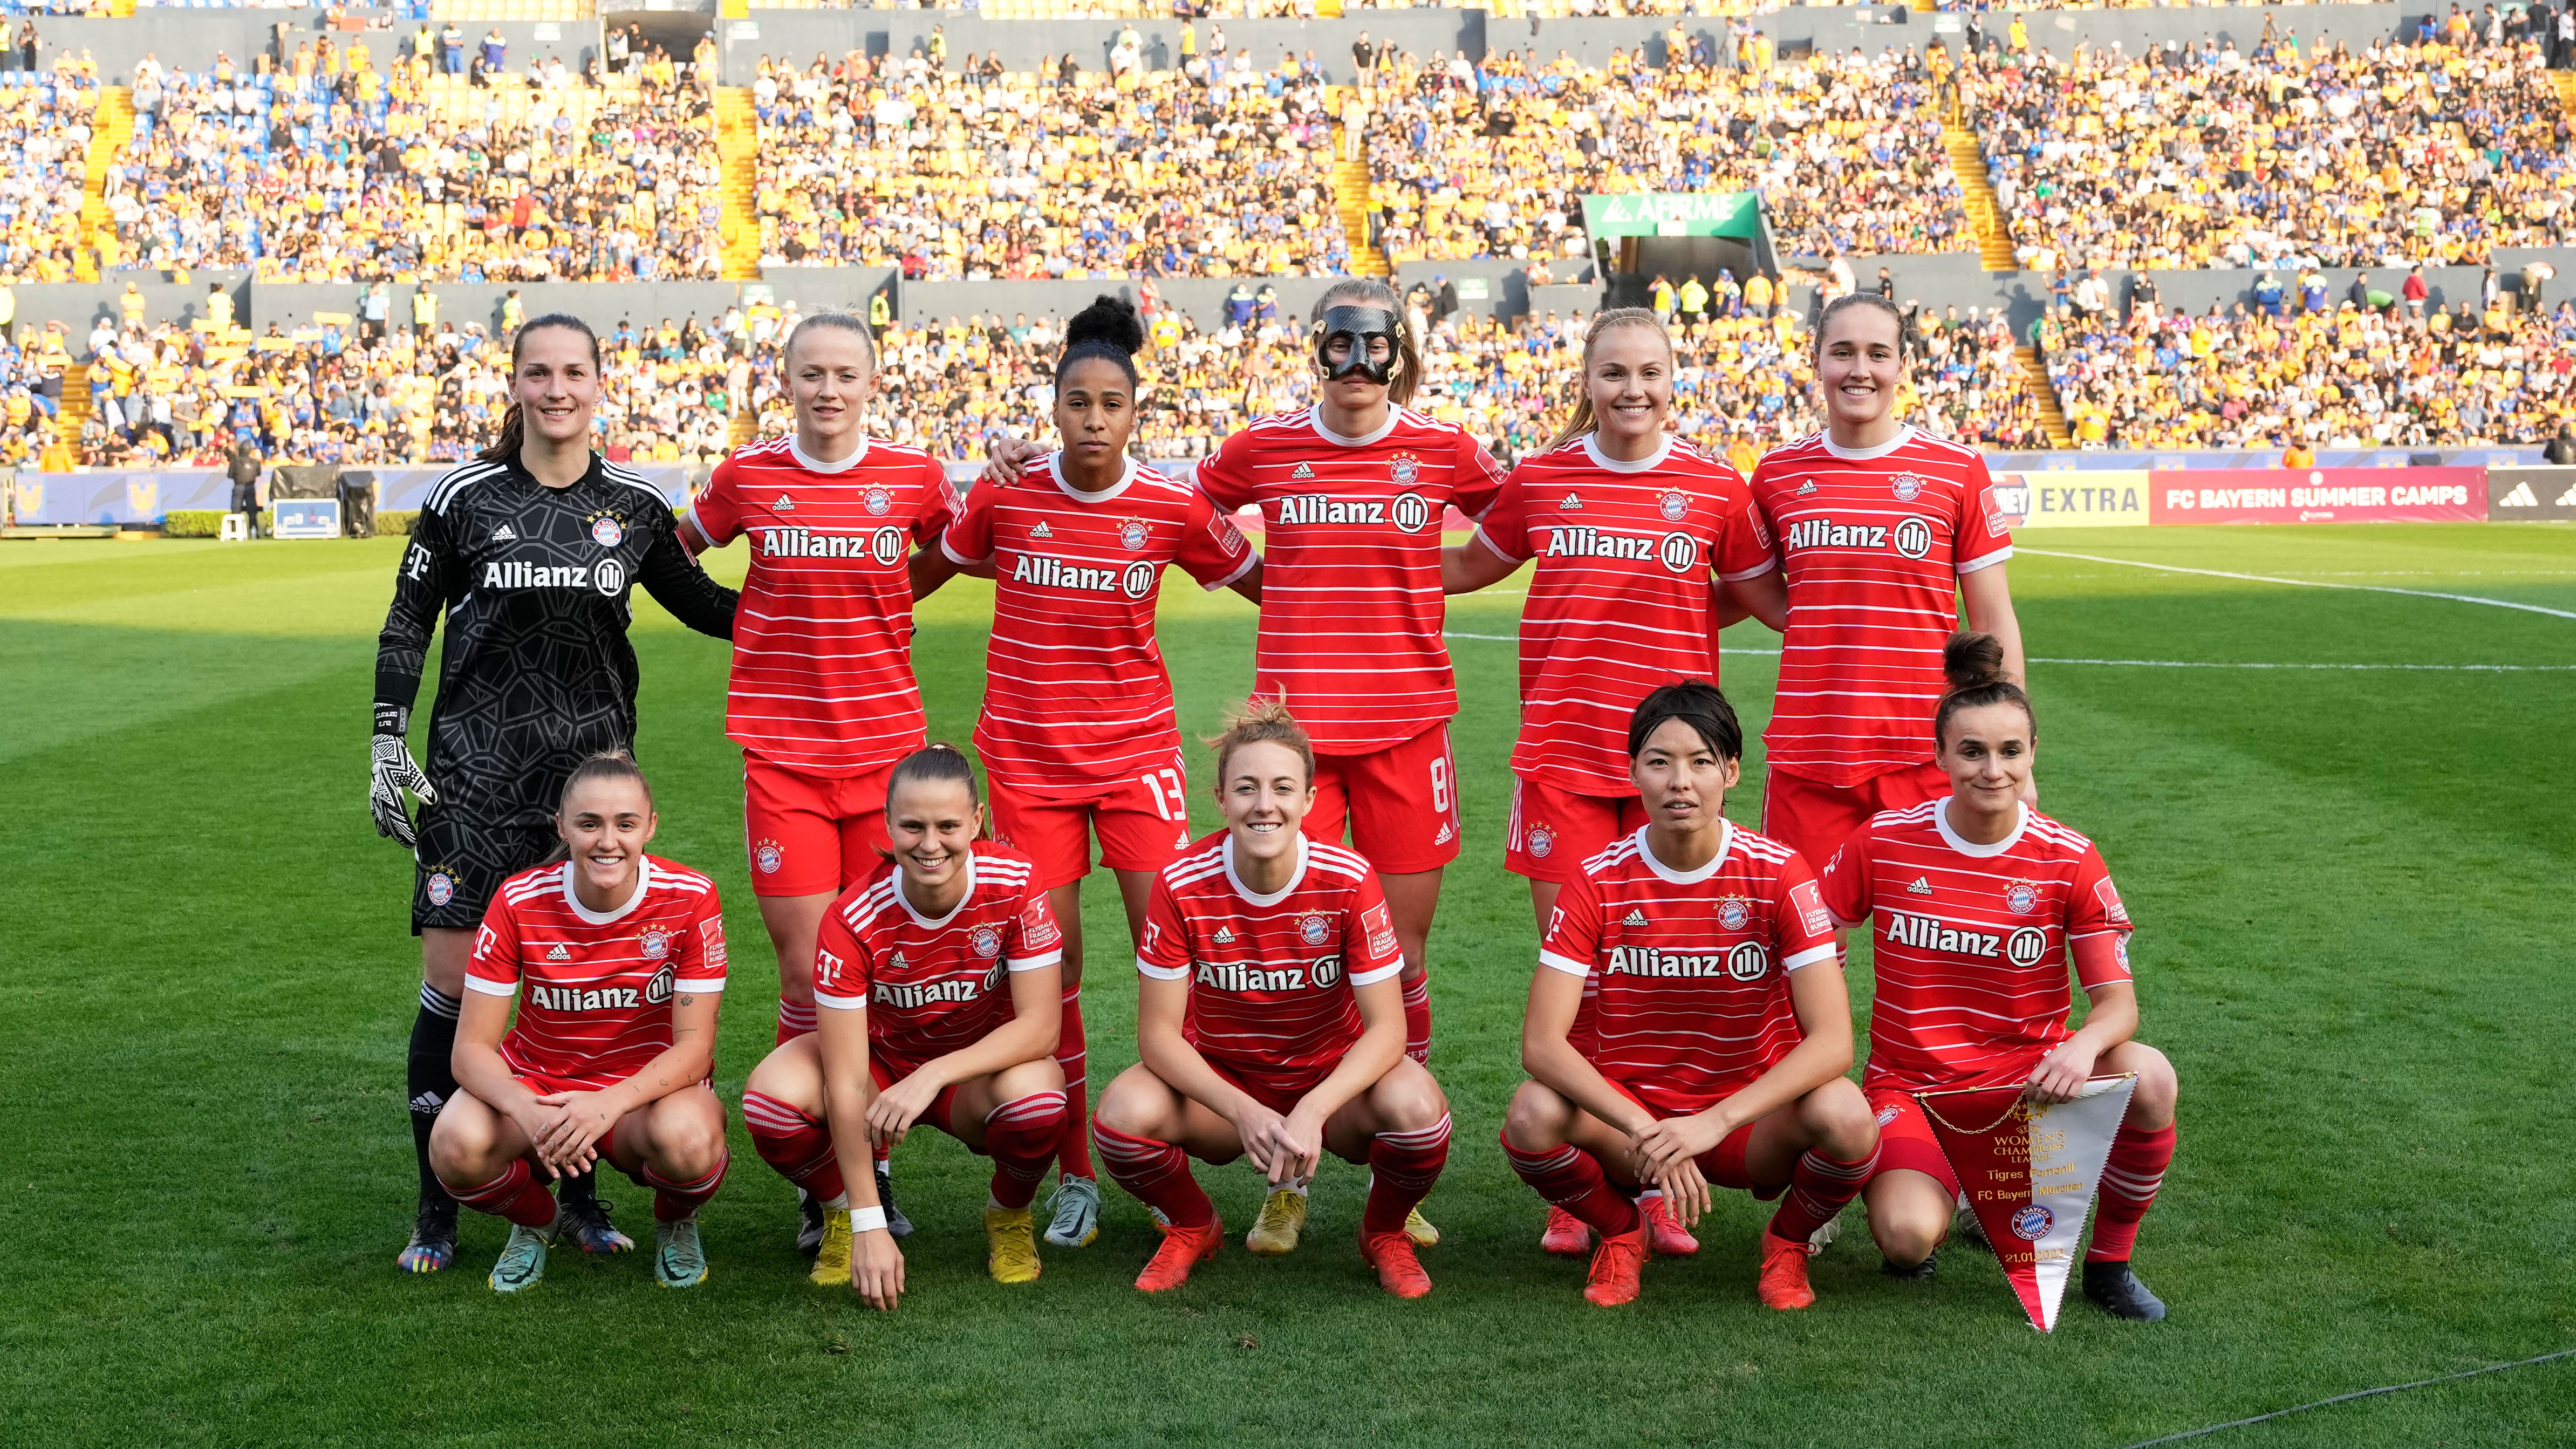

{"left": 1748, "top": 428, "right": 2013, "bottom": 787}
{"left": 940, "top": 453, "right": 1258, "bottom": 794}
{"left": 1815, "top": 799, "right": 2133, "bottom": 1094}
{"left": 810, "top": 845, "right": 1063, "bottom": 1071}
{"left": 681, "top": 436, "right": 955, "bottom": 777}
{"left": 1194, "top": 406, "right": 1507, "bottom": 754}
{"left": 467, "top": 857, "right": 729, "bottom": 1090}
{"left": 1476, "top": 435, "right": 1777, "bottom": 795}
{"left": 1136, "top": 832, "right": 1407, "bottom": 1090}
{"left": 1539, "top": 823, "right": 1839, "bottom": 1114}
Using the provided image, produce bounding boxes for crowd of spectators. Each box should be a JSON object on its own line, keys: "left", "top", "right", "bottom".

{"left": 0, "top": 66, "right": 94, "bottom": 283}
{"left": 750, "top": 29, "right": 1352, "bottom": 279}
{"left": 1968, "top": 32, "right": 2575, "bottom": 272}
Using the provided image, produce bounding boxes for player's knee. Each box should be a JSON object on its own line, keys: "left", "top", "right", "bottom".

{"left": 1501, "top": 1079, "right": 1573, "bottom": 1152}
{"left": 743, "top": 1034, "right": 820, "bottom": 1101}
{"left": 1091, "top": 1064, "right": 1166, "bottom": 1138}
{"left": 1870, "top": 1208, "right": 1946, "bottom": 1267}
{"left": 2120, "top": 1042, "right": 2178, "bottom": 1126}
{"left": 427, "top": 1103, "right": 496, "bottom": 1181}
{"left": 1806, "top": 1078, "right": 1877, "bottom": 1159}
{"left": 994, "top": 1056, "right": 1067, "bottom": 1102}
{"left": 1374, "top": 1060, "right": 1448, "bottom": 1130}
{"left": 654, "top": 1102, "right": 729, "bottom": 1178}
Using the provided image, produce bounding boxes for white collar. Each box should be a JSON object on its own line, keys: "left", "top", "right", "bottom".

{"left": 1818, "top": 425, "right": 1915, "bottom": 462}
{"left": 1583, "top": 433, "right": 1673, "bottom": 474}
{"left": 897, "top": 853, "right": 976, "bottom": 927}
{"left": 1222, "top": 832, "right": 1308, "bottom": 906}
{"left": 1633, "top": 821, "right": 1732, "bottom": 885}
{"left": 790, "top": 435, "right": 870, "bottom": 474}
{"left": 1311, "top": 408, "right": 1398, "bottom": 449}
{"left": 1934, "top": 797, "right": 2028, "bottom": 858}
{"left": 561, "top": 857, "right": 651, "bottom": 925}
{"left": 1049, "top": 450, "right": 1138, "bottom": 503}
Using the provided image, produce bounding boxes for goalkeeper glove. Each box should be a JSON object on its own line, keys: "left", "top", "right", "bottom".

{"left": 370, "top": 703, "right": 438, "bottom": 849}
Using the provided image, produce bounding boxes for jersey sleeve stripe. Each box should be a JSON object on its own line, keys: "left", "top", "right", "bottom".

{"left": 462, "top": 974, "right": 519, "bottom": 996}
{"left": 1957, "top": 544, "right": 2014, "bottom": 575}
{"left": 1203, "top": 549, "right": 1259, "bottom": 592}
{"left": 815, "top": 988, "right": 865, "bottom": 1010}
{"left": 1782, "top": 943, "right": 1840, "bottom": 972}
{"left": 1007, "top": 948, "right": 1064, "bottom": 971}
{"left": 1348, "top": 961, "right": 1404, "bottom": 987}
{"left": 1136, "top": 954, "right": 1191, "bottom": 981}
{"left": 1538, "top": 948, "right": 1594, "bottom": 978}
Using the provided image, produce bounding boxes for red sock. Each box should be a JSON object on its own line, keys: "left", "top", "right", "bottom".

{"left": 1363, "top": 1113, "right": 1451, "bottom": 1235}
{"left": 1400, "top": 974, "right": 1431, "bottom": 1064}
{"left": 1766, "top": 1143, "right": 1879, "bottom": 1243}
{"left": 2088, "top": 1120, "right": 2176, "bottom": 1262}
{"left": 1055, "top": 987, "right": 1095, "bottom": 1179}
{"left": 641, "top": 1155, "right": 729, "bottom": 1222}
{"left": 775, "top": 998, "right": 816, "bottom": 1047}
{"left": 449, "top": 1158, "right": 557, "bottom": 1229}
{"left": 741, "top": 1090, "right": 845, "bottom": 1202}
{"left": 1502, "top": 1134, "right": 1640, "bottom": 1236}
{"left": 1093, "top": 1122, "right": 1213, "bottom": 1229}
{"left": 983, "top": 1090, "right": 1068, "bottom": 1210}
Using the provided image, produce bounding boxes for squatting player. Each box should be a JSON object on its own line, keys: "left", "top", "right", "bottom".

{"left": 1092, "top": 701, "right": 1453, "bottom": 1298}
{"left": 1817, "top": 633, "right": 2178, "bottom": 1321}
{"left": 372, "top": 315, "right": 737, "bottom": 1275}
{"left": 427, "top": 754, "right": 732, "bottom": 1293}
{"left": 914, "top": 295, "right": 1262, "bottom": 1252}
{"left": 740, "top": 746, "right": 1070, "bottom": 1309}
{"left": 1746, "top": 292, "right": 2026, "bottom": 870}
{"left": 1502, "top": 682, "right": 1877, "bottom": 1310}
{"left": 680, "top": 312, "right": 954, "bottom": 1247}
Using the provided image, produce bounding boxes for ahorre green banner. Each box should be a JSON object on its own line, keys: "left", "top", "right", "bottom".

{"left": 1580, "top": 191, "right": 1763, "bottom": 240}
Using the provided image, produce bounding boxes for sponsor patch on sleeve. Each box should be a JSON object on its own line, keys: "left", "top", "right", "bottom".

{"left": 2094, "top": 877, "right": 2130, "bottom": 926}
{"left": 1361, "top": 901, "right": 1398, "bottom": 960}
{"left": 1787, "top": 880, "right": 1833, "bottom": 937}
{"left": 1021, "top": 898, "right": 1063, "bottom": 951}
{"left": 702, "top": 917, "right": 727, "bottom": 970}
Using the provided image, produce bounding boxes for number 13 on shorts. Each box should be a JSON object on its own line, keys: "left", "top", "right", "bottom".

{"left": 1140, "top": 766, "right": 1187, "bottom": 822}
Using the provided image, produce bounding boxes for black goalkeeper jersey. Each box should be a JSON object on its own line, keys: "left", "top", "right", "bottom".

{"left": 376, "top": 453, "right": 737, "bottom": 823}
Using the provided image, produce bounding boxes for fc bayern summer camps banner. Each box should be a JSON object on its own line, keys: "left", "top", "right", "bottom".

{"left": 2149, "top": 468, "right": 2488, "bottom": 525}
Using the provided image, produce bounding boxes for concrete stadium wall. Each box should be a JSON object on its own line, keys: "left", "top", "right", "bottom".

{"left": 244, "top": 270, "right": 897, "bottom": 335}
{"left": 35, "top": 11, "right": 604, "bottom": 84}
{"left": 722, "top": 8, "right": 1477, "bottom": 84}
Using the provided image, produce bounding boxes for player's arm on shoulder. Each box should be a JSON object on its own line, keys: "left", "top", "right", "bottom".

{"left": 982, "top": 433, "right": 1044, "bottom": 484}
{"left": 917, "top": 476, "right": 995, "bottom": 597}
{"left": 637, "top": 510, "right": 740, "bottom": 640}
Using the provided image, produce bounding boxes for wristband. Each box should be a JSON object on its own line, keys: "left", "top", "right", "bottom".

{"left": 373, "top": 702, "right": 408, "bottom": 736}
{"left": 850, "top": 1205, "right": 889, "bottom": 1234}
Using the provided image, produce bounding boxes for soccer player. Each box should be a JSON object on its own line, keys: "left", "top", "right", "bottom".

{"left": 1746, "top": 293, "right": 2026, "bottom": 871}
{"left": 1817, "top": 634, "right": 2178, "bottom": 1321}
{"left": 1502, "top": 682, "right": 1877, "bottom": 1309}
{"left": 913, "top": 296, "right": 1262, "bottom": 1252}
{"left": 679, "top": 312, "right": 954, "bottom": 1247}
{"left": 426, "top": 754, "right": 731, "bottom": 1293}
{"left": 737, "top": 746, "right": 1070, "bottom": 1310}
{"left": 1091, "top": 701, "right": 1452, "bottom": 1298}
{"left": 373, "top": 315, "right": 738, "bottom": 1275}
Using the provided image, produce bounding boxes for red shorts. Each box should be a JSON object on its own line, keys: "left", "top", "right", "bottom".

{"left": 1206, "top": 1056, "right": 1335, "bottom": 1118}
{"left": 1506, "top": 776, "right": 1646, "bottom": 884}
{"left": 989, "top": 770, "right": 1197, "bottom": 891}
{"left": 744, "top": 753, "right": 894, "bottom": 897}
{"left": 869, "top": 1049, "right": 962, "bottom": 1140}
{"left": 1602, "top": 1077, "right": 1778, "bottom": 1196}
{"left": 1864, "top": 1088, "right": 1960, "bottom": 1198}
{"left": 1304, "top": 724, "right": 1463, "bottom": 875}
{"left": 1761, "top": 761, "right": 1948, "bottom": 871}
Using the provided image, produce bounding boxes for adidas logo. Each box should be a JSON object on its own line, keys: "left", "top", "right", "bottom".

{"left": 1292, "top": 462, "right": 1315, "bottom": 480}
{"left": 1213, "top": 926, "right": 1235, "bottom": 944}
{"left": 491, "top": 523, "right": 517, "bottom": 541}
{"left": 891, "top": 951, "right": 909, "bottom": 969}
{"left": 2558, "top": 484, "right": 2576, "bottom": 508}
{"left": 1434, "top": 822, "right": 1455, "bottom": 845}
{"left": 2499, "top": 482, "right": 2537, "bottom": 508}
{"left": 545, "top": 944, "right": 570, "bottom": 960}
{"left": 1031, "top": 521, "right": 1053, "bottom": 538}
{"left": 1622, "top": 908, "right": 1649, "bottom": 927}
{"left": 774, "top": 494, "right": 795, "bottom": 510}
{"left": 1559, "top": 493, "right": 1583, "bottom": 509}
{"left": 408, "top": 1090, "right": 446, "bottom": 1114}
{"left": 1906, "top": 877, "right": 1933, "bottom": 896}
{"left": 1797, "top": 481, "right": 1818, "bottom": 496}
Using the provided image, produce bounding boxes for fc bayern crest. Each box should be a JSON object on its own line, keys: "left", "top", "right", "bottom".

{"left": 1388, "top": 453, "right": 1420, "bottom": 487}
{"left": 1718, "top": 896, "right": 1751, "bottom": 932}
{"left": 426, "top": 871, "right": 455, "bottom": 907}
{"left": 1890, "top": 473, "right": 1926, "bottom": 502}
{"left": 590, "top": 516, "right": 624, "bottom": 549}
{"left": 863, "top": 487, "right": 894, "bottom": 516}
{"left": 1526, "top": 825, "right": 1555, "bottom": 859}
{"left": 1658, "top": 490, "right": 1689, "bottom": 522}
{"left": 639, "top": 927, "right": 671, "bottom": 961}
{"left": 2003, "top": 881, "right": 2039, "bottom": 914}
{"left": 1120, "top": 518, "right": 1151, "bottom": 551}
{"left": 1298, "top": 913, "right": 1332, "bottom": 946}
{"left": 754, "top": 839, "right": 784, "bottom": 874}
{"left": 2010, "top": 1204, "right": 2054, "bottom": 1241}
{"left": 969, "top": 925, "right": 1003, "bottom": 959}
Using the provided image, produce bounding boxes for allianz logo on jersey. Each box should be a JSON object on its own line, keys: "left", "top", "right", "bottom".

{"left": 1782, "top": 516, "right": 1935, "bottom": 561}
{"left": 759, "top": 525, "right": 909, "bottom": 565}
{"left": 528, "top": 965, "right": 676, "bottom": 1011}
{"left": 872, "top": 965, "right": 1003, "bottom": 1011}
{"left": 1194, "top": 956, "right": 1342, "bottom": 992}
{"left": 1606, "top": 942, "right": 1769, "bottom": 981}
{"left": 1884, "top": 911, "right": 2048, "bottom": 966}
{"left": 1545, "top": 526, "right": 1698, "bottom": 576}
{"left": 1277, "top": 490, "right": 1433, "bottom": 534}
{"left": 482, "top": 559, "right": 626, "bottom": 597}
{"left": 1015, "top": 552, "right": 1159, "bottom": 600}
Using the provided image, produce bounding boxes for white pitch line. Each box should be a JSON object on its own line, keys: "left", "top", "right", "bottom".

{"left": 2018, "top": 548, "right": 2576, "bottom": 621}
{"left": 1443, "top": 633, "right": 2568, "bottom": 671}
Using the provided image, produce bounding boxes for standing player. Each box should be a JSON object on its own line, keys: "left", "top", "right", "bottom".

{"left": 1091, "top": 702, "right": 1452, "bottom": 1298}
{"left": 1817, "top": 635, "right": 2178, "bottom": 1321}
{"left": 1746, "top": 293, "right": 2026, "bottom": 871}
{"left": 1502, "top": 682, "right": 1876, "bottom": 1309}
{"left": 427, "top": 754, "right": 732, "bottom": 1293}
{"left": 679, "top": 312, "right": 954, "bottom": 1245}
{"left": 372, "top": 315, "right": 738, "bottom": 1275}
{"left": 913, "top": 296, "right": 1262, "bottom": 1252}
{"left": 738, "top": 746, "right": 1070, "bottom": 1309}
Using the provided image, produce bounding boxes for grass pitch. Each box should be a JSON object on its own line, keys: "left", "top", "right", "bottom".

{"left": 3, "top": 523, "right": 2573, "bottom": 1447}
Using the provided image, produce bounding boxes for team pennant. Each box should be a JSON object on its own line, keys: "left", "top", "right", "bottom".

{"left": 1913, "top": 1075, "right": 2136, "bottom": 1332}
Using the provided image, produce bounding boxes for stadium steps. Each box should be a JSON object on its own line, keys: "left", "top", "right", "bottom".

{"left": 2554, "top": 71, "right": 2576, "bottom": 115}
{"left": 2014, "top": 345, "right": 2073, "bottom": 449}
{"left": 53, "top": 361, "right": 90, "bottom": 448}
{"left": 1325, "top": 87, "right": 1389, "bottom": 278}
{"left": 1939, "top": 124, "right": 2017, "bottom": 273}
{"left": 715, "top": 87, "right": 762, "bottom": 282}
{"left": 76, "top": 87, "right": 135, "bottom": 284}
{"left": 108, "top": 0, "right": 134, "bottom": 15}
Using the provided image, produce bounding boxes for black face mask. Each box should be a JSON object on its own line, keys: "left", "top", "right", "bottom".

{"left": 1313, "top": 305, "right": 1401, "bottom": 386}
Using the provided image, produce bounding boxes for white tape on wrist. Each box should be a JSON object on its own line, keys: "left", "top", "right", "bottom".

{"left": 851, "top": 1205, "right": 889, "bottom": 1234}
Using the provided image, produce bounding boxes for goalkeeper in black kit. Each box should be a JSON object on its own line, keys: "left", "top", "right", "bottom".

{"left": 370, "top": 316, "right": 739, "bottom": 1274}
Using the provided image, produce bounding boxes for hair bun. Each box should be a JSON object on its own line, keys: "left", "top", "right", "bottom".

{"left": 1943, "top": 632, "right": 2009, "bottom": 690}
{"left": 1065, "top": 295, "right": 1145, "bottom": 357}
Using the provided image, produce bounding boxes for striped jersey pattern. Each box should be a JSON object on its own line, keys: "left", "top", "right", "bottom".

{"left": 1475, "top": 435, "right": 1777, "bottom": 795}
{"left": 1194, "top": 406, "right": 1507, "bottom": 754}
{"left": 811, "top": 844, "right": 1063, "bottom": 1072}
{"left": 466, "top": 856, "right": 729, "bottom": 1090}
{"left": 1137, "top": 832, "right": 1407, "bottom": 1091}
{"left": 1815, "top": 799, "right": 2133, "bottom": 1093}
{"left": 1748, "top": 428, "right": 2014, "bottom": 787}
{"left": 939, "top": 453, "right": 1257, "bottom": 794}
{"left": 1539, "top": 823, "right": 1840, "bottom": 1113}
{"left": 681, "top": 436, "right": 955, "bottom": 777}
